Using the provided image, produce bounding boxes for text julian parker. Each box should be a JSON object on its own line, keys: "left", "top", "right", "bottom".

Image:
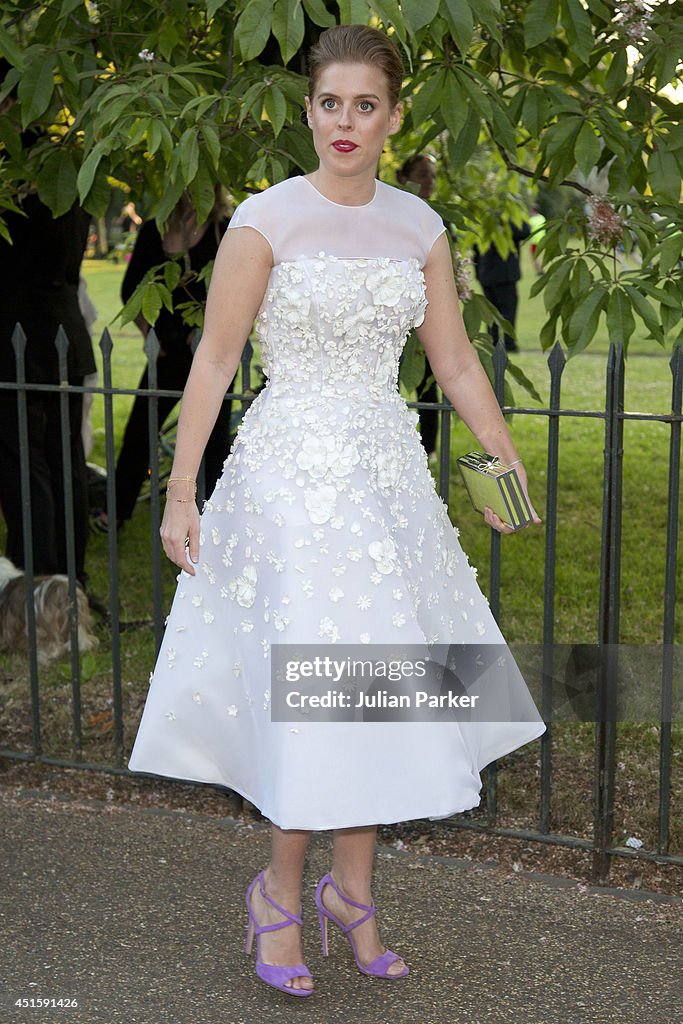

{"left": 285, "top": 690, "right": 479, "bottom": 709}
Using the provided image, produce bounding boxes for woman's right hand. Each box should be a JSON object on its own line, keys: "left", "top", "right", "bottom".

{"left": 160, "top": 498, "right": 200, "bottom": 576}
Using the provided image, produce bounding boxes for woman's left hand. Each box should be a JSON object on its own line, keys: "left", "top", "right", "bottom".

{"left": 484, "top": 468, "right": 542, "bottom": 534}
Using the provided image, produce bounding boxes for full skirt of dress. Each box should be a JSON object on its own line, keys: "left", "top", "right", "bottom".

{"left": 128, "top": 381, "right": 546, "bottom": 830}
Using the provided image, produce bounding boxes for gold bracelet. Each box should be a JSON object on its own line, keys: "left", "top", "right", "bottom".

{"left": 167, "top": 496, "right": 195, "bottom": 503}
{"left": 508, "top": 458, "right": 523, "bottom": 467}
{"left": 167, "top": 475, "right": 196, "bottom": 486}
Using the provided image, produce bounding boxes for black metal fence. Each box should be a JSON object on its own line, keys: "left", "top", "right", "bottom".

{"left": 0, "top": 325, "right": 681, "bottom": 885}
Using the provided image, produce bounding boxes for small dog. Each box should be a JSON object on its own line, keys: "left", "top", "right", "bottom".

{"left": 0, "top": 557, "right": 98, "bottom": 664}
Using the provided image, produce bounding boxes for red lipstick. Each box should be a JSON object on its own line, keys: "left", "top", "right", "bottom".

{"left": 332, "top": 140, "right": 358, "bottom": 152}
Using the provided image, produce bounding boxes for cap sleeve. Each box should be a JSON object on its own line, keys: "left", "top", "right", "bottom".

{"left": 226, "top": 192, "right": 275, "bottom": 255}
{"left": 423, "top": 205, "right": 447, "bottom": 264}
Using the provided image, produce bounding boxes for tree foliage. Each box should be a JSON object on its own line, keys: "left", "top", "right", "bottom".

{"left": 0, "top": 0, "right": 681, "bottom": 354}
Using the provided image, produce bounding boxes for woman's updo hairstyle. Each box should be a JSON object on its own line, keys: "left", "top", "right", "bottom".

{"left": 307, "top": 24, "right": 404, "bottom": 108}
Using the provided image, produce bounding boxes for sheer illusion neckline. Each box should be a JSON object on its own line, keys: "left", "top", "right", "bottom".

{"left": 301, "top": 175, "right": 378, "bottom": 209}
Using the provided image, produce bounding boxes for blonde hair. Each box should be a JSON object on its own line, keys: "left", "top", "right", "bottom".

{"left": 307, "top": 24, "right": 404, "bottom": 108}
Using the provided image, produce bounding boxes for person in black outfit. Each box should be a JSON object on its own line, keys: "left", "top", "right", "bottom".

{"left": 397, "top": 154, "right": 439, "bottom": 458}
{"left": 472, "top": 220, "right": 530, "bottom": 352}
{"left": 95, "top": 191, "right": 234, "bottom": 530}
{"left": 0, "top": 83, "right": 95, "bottom": 584}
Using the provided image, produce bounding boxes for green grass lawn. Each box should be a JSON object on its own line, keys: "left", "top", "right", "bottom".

{"left": 2, "top": 252, "right": 680, "bottom": 858}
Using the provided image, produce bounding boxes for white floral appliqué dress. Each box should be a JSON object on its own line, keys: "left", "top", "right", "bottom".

{"left": 128, "top": 177, "right": 546, "bottom": 829}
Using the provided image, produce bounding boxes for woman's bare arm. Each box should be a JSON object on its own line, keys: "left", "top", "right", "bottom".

{"left": 416, "top": 233, "right": 541, "bottom": 533}
{"left": 160, "top": 226, "right": 272, "bottom": 571}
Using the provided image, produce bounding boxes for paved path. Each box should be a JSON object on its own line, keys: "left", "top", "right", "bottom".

{"left": 1, "top": 788, "right": 681, "bottom": 1024}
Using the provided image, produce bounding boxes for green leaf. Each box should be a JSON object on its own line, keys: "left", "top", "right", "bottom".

{"left": 0, "top": 24, "right": 25, "bottom": 69}
{"left": 77, "top": 143, "right": 105, "bottom": 203}
{"left": 142, "top": 286, "right": 165, "bottom": 327}
{"left": 570, "top": 258, "right": 592, "bottom": 299}
{"left": 449, "top": 106, "right": 480, "bottom": 171}
{"left": 649, "top": 149, "right": 681, "bottom": 204}
{"left": 264, "top": 84, "right": 287, "bottom": 138}
{"left": 585, "top": 0, "right": 611, "bottom": 19}
{"left": 565, "top": 284, "right": 605, "bottom": 354}
{"left": 441, "top": 0, "right": 474, "bottom": 54}
{"left": 543, "top": 115, "right": 582, "bottom": 160}
{"left": 163, "top": 260, "right": 182, "bottom": 291}
{"left": 401, "top": 0, "right": 440, "bottom": 33}
{"left": 337, "top": 0, "right": 370, "bottom": 23}
{"left": 410, "top": 69, "right": 445, "bottom": 128}
{"left": 179, "top": 128, "right": 200, "bottom": 182}
{"left": 540, "top": 310, "right": 560, "bottom": 350}
{"left": 190, "top": 159, "right": 217, "bottom": 224}
{"left": 521, "top": 88, "right": 549, "bottom": 138}
{"left": 523, "top": 0, "right": 559, "bottom": 49}
{"left": 467, "top": 0, "right": 503, "bottom": 46}
{"left": 441, "top": 71, "right": 468, "bottom": 141}
{"left": 490, "top": 103, "right": 517, "bottom": 153}
{"left": 543, "top": 258, "right": 573, "bottom": 311}
{"left": 201, "top": 123, "right": 221, "bottom": 167}
{"left": 454, "top": 67, "right": 491, "bottom": 120}
{"left": 235, "top": 0, "right": 274, "bottom": 61}
{"left": 36, "top": 148, "right": 77, "bottom": 217}
{"left": 637, "top": 279, "right": 680, "bottom": 310}
{"left": 83, "top": 164, "right": 110, "bottom": 218}
{"left": 623, "top": 284, "right": 664, "bottom": 343}
{"left": 58, "top": 0, "right": 83, "bottom": 16}
{"left": 207, "top": 0, "right": 230, "bottom": 17}
{"left": 0, "top": 116, "right": 22, "bottom": 159}
{"left": 18, "top": 51, "right": 55, "bottom": 126}
{"left": 505, "top": 360, "right": 543, "bottom": 403}
{"left": 561, "top": 0, "right": 593, "bottom": 64}
{"left": 272, "top": 0, "right": 305, "bottom": 65}
{"left": 462, "top": 297, "right": 481, "bottom": 338}
{"left": 659, "top": 232, "right": 683, "bottom": 277}
{"left": 574, "top": 120, "right": 601, "bottom": 177}
{"left": 655, "top": 43, "right": 679, "bottom": 91}
{"left": 302, "top": 0, "right": 336, "bottom": 27}
{"left": 239, "top": 81, "right": 266, "bottom": 125}
{"left": 605, "top": 47, "right": 627, "bottom": 93}
{"left": 661, "top": 299, "right": 682, "bottom": 337}
{"left": 605, "top": 287, "right": 636, "bottom": 347}
{"left": 372, "top": 0, "right": 406, "bottom": 41}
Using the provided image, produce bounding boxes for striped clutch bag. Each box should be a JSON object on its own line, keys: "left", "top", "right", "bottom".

{"left": 456, "top": 452, "right": 533, "bottom": 531}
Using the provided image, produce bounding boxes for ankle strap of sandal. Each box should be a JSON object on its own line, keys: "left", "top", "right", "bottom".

{"left": 256, "top": 872, "right": 303, "bottom": 931}
{"left": 324, "top": 872, "right": 376, "bottom": 930}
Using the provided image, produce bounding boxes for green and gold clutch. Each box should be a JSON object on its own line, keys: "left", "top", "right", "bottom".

{"left": 456, "top": 452, "right": 532, "bottom": 531}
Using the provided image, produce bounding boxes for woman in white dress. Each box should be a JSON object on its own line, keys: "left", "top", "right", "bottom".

{"left": 128, "top": 24, "right": 545, "bottom": 996}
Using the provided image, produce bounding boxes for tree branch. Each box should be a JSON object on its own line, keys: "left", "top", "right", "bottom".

{"left": 494, "top": 140, "right": 594, "bottom": 197}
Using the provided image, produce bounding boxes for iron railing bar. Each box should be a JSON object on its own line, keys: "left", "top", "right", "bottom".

{"left": 540, "top": 342, "right": 566, "bottom": 834}
{"left": 658, "top": 347, "right": 682, "bottom": 854}
{"left": 143, "top": 330, "right": 164, "bottom": 653}
{"left": 0, "top": 380, "right": 262, "bottom": 402}
{"left": 433, "top": 818, "right": 683, "bottom": 867}
{"left": 55, "top": 328, "right": 83, "bottom": 762}
{"left": 100, "top": 328, "right": 124, "bottom": 767}
{"left": 11, "top": 325, "right": 42, "bottom": 755}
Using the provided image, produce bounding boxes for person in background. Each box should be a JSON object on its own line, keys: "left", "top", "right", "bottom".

{"left": 93, "top": 189, "right": 234, "bottom": 532}
{"left": 396, "top": 154, "right": 439, "bottom": 460}
{"left": 0, "top": 59, "right": 95, "bottom": 586}
{"left": 472, "top": 217, "right": 530, "bottom": 353}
